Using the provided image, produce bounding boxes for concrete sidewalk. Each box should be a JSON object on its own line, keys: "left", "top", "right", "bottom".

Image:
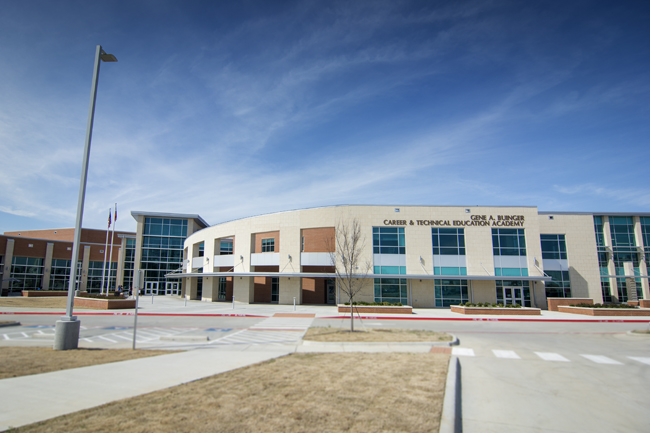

{"left": 0, "top": 346, "right": 294, "bottom": 431}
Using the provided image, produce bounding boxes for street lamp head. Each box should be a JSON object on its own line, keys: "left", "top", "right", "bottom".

{"left": 100, "top": 50, "right": 118, "bottom": 62}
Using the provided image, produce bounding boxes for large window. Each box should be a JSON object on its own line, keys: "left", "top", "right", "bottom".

{"left": 141, "top": 217, "right": 188, "bottom": 290}
{"left": 86, "top": 261, "right": 117, "bottom": 292}
{"left": 434, "top": 279, "right": 468, "bottom": 307}
{"left": 593, "top": 216, "right": 605, "bottom": 247}
{"left": 609, "top": 216, "right": 636, "bottom": 247}
{"left": 220, "top": 241, "right": 233, "bottom": 255}
{"left": 122, "top": 238, "right": 135, "bottom": 290}
{"left": 218, "top": 277, "right": 228, "bottom": 300}
{"left": 10, "top": 257, "right": 43, "bottom": 290}
{"left": 271, "top": 277, "right": 279, "bottom": 303}
{"left": 492, "top": 229, "right": 526, "bottom": 256}
{"left": 540, "top": 234, "right": 567, "bottom": 260}
{"left": 432, "top": 228, "right": 465, "bottom": 255}
{"left": 373, "top": 227, "right": 405, "bottom": 255}
{"left": 545, "top": 270, "right": 571, "bottom": 298}
{"left": 49, "top": 259, "right": 82, "bottom": 290}
{"left": 374, "top": 277, "right": 407, "bottom": 305}
{"left": 261, "top": 238, "right": 275, "bottom": 253}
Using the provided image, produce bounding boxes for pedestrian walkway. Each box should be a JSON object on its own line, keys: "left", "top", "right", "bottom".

{"left": 451, "top": 346, "right": 650, "bottom": 366}
{"left": 210, "top": 313, "right": 315, "bottom": 346}
{"left": 0, "top": 347, "right": 294, "bottom": 431}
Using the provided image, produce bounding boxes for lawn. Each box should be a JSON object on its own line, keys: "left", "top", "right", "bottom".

{"left": 12, "top": 352, "right": 449, "bottom": 433}
{"left": 304, "top": 326, "right": 452, "bottom": 343}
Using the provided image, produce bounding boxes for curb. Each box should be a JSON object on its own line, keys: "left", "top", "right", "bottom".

{"left": 440, "top": 357, "right": 462, "bottom": 433}
{"left": 0, "top": 321, "right": 21, "bottom": 328}
{"left": 626, "top": 330, "right": 650, "bottom": 337}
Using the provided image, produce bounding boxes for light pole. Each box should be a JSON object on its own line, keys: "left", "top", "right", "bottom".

{"left": 54, "top": 45, "right": 117, "bottom": 350}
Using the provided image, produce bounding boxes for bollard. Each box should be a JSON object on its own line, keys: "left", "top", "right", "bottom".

{"left": 232, "top": 295, "right": 235, "bottom": 310}
{"left": 185, "top": 296, "right": 187, "bottom": 307}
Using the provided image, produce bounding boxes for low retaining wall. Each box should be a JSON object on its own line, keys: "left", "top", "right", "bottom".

{"left": 557, "top": 306, "right": 650, "bottom": 316}
{"left": 22, "top": 291, "right": 69, "bottom": 297}
{"left": 74, "top": 297, "right": 136, "bottom": 310}
{"left": 450, "top": 305, "right": 541, "bottom": 315}
{"left": 547, "top": 298, "right": 593, "bottom": 312}
{"left": 338, "top": 305, "right": 413, "bottom": 314}
{"left": 639, "top": 300, "right": 650, "bottom": 308}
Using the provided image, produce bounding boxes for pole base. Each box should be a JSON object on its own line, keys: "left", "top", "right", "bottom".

{"left": 53, "top": 318, "right": 81, "bottom": 350}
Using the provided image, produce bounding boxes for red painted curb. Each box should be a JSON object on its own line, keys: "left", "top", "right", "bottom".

{"left": 317, "top": 315, "right": 650, "bottom": 323}
{"left": 0, "top": 311, "right": 266, "bottom": 318}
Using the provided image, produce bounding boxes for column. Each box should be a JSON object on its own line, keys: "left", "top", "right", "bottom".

{"left": 278, "top": 277, "right": 301, "bottom": 305}
{"left": 233, "top": 276, "right": 254, "bottom": 303}
{"left": 42, "top": 243, "right": 54, "bottom": 290}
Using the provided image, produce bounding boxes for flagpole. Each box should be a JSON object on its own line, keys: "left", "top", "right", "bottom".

{"left": 101, "top": 208, "right": 111, "bottom": 295}
{"left": 107, "top": 203, "right": 117, "bottom": 293}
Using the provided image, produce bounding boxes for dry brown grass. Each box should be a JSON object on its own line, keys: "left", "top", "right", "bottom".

{"left": 13, "top": 352, "right": 449, "bottom": 433}
{"left": 304, "top": 327, "right": 452, "bottom": 343}
{"left": 0, "top": 347, "right": 176, "bottom": 379}
{"left": 0, "top": 297, "right": 68, "bottom": 309}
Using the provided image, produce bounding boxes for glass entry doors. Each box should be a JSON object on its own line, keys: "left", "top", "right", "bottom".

{"left": 144, "top": 282, "right": 158, "bottom": 295}
{"left": 326, "top": 279, "right": 336, "bottom": 304}
{"left": 166, "top": 282, "right": 179, "bottom": 296}
{"left": 502, "top": 286, "right": 524, "bottom": 305}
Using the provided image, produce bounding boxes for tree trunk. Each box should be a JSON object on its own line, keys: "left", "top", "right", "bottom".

{"left": 350, "top": 295, "right": 354, "bottom": 332}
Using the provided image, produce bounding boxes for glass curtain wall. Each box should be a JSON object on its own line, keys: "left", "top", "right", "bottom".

{"left": 122, "top": 238, "right": 135, "bottom": 291}
{"left": 540, "top": 234, "right": 571, "bottom": 298}
{"left": 373, "top": 227, "right": 407, "bottom": 304}
{"left": 49, "top": 259, "right": 82, "bottom": 290}
{"left": 609, "top": 216, "right": 641, "bottom": 302}
{"left": 10, "top": 257, "right": 43, "bottom": 291}
{"left": 593, "top": 216, "right": 613, "bottom": 302}
{"left": 141, "top": 217, "right": 187, "bottom": 295}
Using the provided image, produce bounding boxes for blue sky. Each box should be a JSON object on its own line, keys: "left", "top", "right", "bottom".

{"left": 1, "top": 0, "right": 649, "bottom": 233}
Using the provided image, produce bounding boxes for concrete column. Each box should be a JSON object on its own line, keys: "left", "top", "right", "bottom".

{"left": 278, "top": 277, "right": 301, "bottom": 305}
{"left": 634, "top": 216, "right": 649, "bottom": 300}
{"left": 116, "top": 237, "right": 126, "bottom": 287}
{"left": 602, "top": 217, "right": 617, "bottom": 302}
{"left": 81, "top": 245, "right": 91, "bottom": 292}
{"left": 42, "top": 243, "right": 54, "bottom": 290}
{"left": 202, "top": 276, "right": 215, "bottom": 301}
{"left": 233, "top": 276, "right": 254, "bottom": 303}
{"left": 624, "top": 262, "right": 638, "bottom": 302}
{"left": 133, "top": 215, "right": 144, "bottom": 280}
{"left": 186, "top": 277, "right": 198, "bottom": 300}
{"left": 2, "top": 239, "right": 15, "bottom": 291}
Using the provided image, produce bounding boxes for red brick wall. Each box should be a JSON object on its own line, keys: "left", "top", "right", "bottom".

{"left": 547, "top": 298, "right": 593, "bottom": 312}
{"left": 301, "top": 227, "right": 335, "bottom": 252}
{"left": 253, "top": 266, "right": 278, "bottom": 303}
{"left": 301, "top": 265, "right": 335, "bottom": 304}
{"left": 253, "top": 231, "right": 280, "bottom": 253}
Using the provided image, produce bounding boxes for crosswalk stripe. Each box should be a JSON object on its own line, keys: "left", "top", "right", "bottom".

{"left": 628, "top": 357, "right": 650, "bottom": 366}
{"left": 452, "top": 348, "right": 475, "bottom": 357}
{"left": 581, "top": 355, "right": 622, "bottom": 365}
{"left": 493, "top": 350, "right": 520, "bottom": 359}
{"left": 535, "top": 352, "right": 570, "bottom": 362}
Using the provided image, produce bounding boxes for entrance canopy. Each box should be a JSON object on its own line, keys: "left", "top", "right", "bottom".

{"left": 166, "top": 271, "right": 552, "bottom": 282}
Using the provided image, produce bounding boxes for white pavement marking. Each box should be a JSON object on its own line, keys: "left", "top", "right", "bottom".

{"left": 452, "top": 348, "right": 475, "bottom": 357}
{"left": 628, "top": 356, "right": 650, "bottom": 365}
{"left": 581, "top": 355, "right": 623, "bottom": 365}
{"left": 493, "top": 350, "right": 521, "bottom": 359}
{"left": 98, "top": 336, "right": 118, "bottom": 343}
{"left": 535, "top": 352, "right": 570, "bottom": 362}
{"left": 3, "top": 335, "right": 8, "bottom": 340}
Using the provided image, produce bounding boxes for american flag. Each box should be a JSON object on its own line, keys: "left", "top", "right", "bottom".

{"left": 108, "top": 209, "right": 112, "bottom": 228}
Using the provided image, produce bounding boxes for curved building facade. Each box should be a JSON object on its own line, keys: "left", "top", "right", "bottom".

{"left": 172, "top": 205, "right": 650, "bottom": 308}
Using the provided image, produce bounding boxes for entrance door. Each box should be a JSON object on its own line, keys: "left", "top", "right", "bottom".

{"left": 326, "top": 279, "right": 336, "bottom": 304}
{"left": 503, "top": 287, "right": 524, "bottom": 305}
{"left": 145, "top": 282, "right": 158, "bottom": 295}
{"left": 166, "top": 282, "right": 179, "bottom": 296}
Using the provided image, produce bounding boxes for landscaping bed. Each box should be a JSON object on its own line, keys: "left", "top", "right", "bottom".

{"left": 451, "top": 304, "right": 541, "bottom": 315}
{"left": 73, "top": 297, "right": 136, "bottom": 310}
{"left": 557, "top": 305, "right": 650, "bottom": 316}
{"left": 22, "top": 291, "right": 69, "bottom": 297}
{"left": 547, "top": 297, "right": 593, "bottom": 311}
{"left": 338, "top": 305, "right": 413, "bottom": 314}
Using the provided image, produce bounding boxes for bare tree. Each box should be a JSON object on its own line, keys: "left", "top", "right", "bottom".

{"left": 328, "top": 218, "right": 372, "bottom": 332}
